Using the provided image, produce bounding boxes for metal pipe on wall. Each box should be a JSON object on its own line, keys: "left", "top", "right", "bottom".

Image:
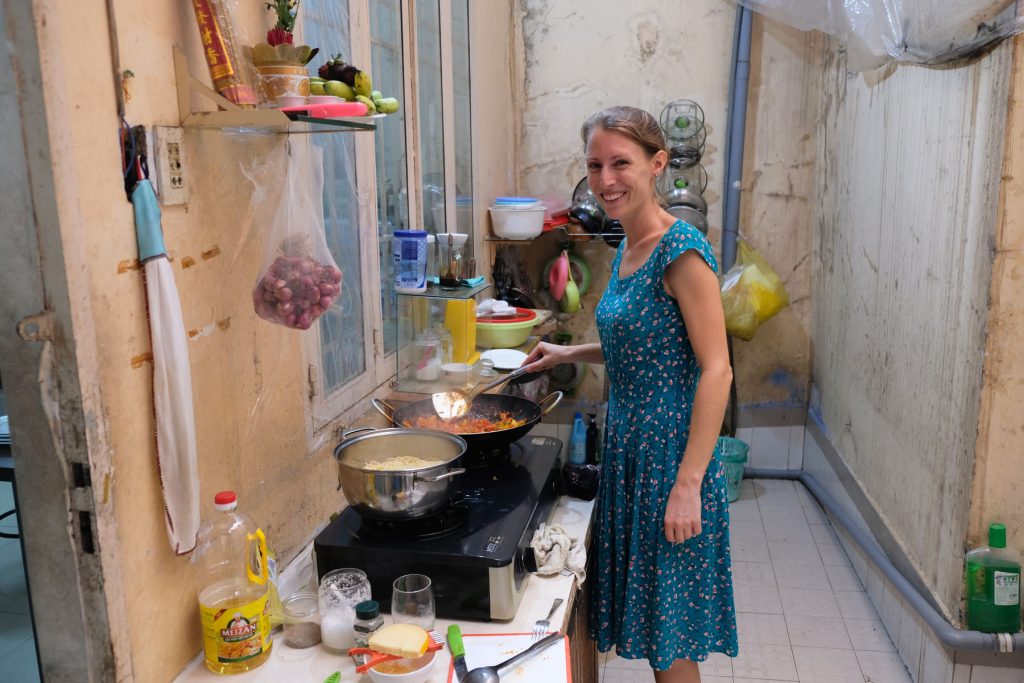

{"left": 745, "top": 467, "right": 1024, "bottom": 652}
{"left": 721, "top": 6, "right": 753, "bottom": 272}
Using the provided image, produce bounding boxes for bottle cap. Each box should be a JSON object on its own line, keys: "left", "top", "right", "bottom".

{"left": 214, "top": 490, "right": 237, "bottom": 511}
{"left": 355, "top": 600, "right": 380, "bottom": 620}
{"left": 989, "top": 523, "right": 1007, "bottom": 548}
{"left": 574, "top": 412, "right": 582, "bottom": 421}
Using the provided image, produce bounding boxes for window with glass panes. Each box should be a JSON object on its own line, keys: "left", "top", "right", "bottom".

{"left": 306, "top": 0, "right": 474, "bottom": 426}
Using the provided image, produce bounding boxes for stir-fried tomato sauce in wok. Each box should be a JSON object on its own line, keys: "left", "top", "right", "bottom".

{"left": 402, "top": 411, "right": 526, "bottom": 435}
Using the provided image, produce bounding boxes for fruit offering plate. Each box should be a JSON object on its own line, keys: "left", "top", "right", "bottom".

{"left": 446, "top": 633, "right": 571, "bottom": 683}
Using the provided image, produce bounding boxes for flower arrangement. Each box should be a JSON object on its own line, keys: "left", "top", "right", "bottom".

{"left": 249, "top": 0, "right": 317, "bottom": 67}
{"left": 244, "top": 0, "right": 318, "bottom": 102}
{"left": 265, "top": 0, "right": 298, "bottom": 46}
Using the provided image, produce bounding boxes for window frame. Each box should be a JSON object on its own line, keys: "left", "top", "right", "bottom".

{"left": 305, "top": 0, "right": 469, "bottom": 433}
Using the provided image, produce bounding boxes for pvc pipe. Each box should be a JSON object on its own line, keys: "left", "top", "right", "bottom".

{"left": 744, "top": 467, "right": 1024, "bottom": 652}
{"left": 721, "top": 6, "right": 753, "bottom": 272}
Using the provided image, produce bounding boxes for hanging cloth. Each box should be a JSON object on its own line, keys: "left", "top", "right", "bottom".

{"left": 130, "top": 166, "right": 200, "bottom": 554}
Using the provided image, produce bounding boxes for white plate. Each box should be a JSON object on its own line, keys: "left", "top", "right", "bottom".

{"left": 481, "top": 348, "right": 528, "bottom": 371}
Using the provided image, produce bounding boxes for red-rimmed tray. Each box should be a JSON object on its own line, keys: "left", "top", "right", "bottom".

{"left": 476, "top": 307, "right": 537, "bottom": 324}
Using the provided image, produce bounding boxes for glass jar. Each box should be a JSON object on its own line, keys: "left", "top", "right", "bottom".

{"left": 318, "top": 568, "right": 371, "bottom": 651}
{"left": 475, "top": 357, "right": 496, "bottom": 379}
{"left": 414, "top": 331, "right": 443, "bottom": 382}
{"left": 281, "top": 591, "right": 321, "bottom": 649}
{"left": 438, "top": 233, "right": 469, "bottom": 290}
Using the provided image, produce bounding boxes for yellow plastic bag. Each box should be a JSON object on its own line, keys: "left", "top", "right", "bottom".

{"left": 720, "top": 240, "right": 789, "bottom": 341}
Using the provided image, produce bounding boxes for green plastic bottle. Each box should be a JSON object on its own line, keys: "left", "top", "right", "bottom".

{"left": 965, "top": 523, "right": 1021, "bottom": 633}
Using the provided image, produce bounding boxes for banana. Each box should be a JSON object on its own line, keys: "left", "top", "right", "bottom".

{"left": 353, "top": 70, "right": 373, "bottom": 98}
{"left": 355, "top": 95, "right": 377, "bottom": 114}
{"left": 324, "top": 80, "right": 356, "bottom": 101}
{"left": 376, "top": 97, "right": 400, "bottom": 114}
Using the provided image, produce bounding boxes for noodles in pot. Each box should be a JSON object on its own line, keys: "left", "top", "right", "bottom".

{"left": 363, "top": 455, "right": 441, "bottom": 471}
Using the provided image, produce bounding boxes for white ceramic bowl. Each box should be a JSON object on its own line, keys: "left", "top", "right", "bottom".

{"left": 366, "top": 651, "right": 436, "bottom": 683}
{"left": 489, "top": 206, "right": 545, "bottom": 240}
{"left": 442, "top": 362, "right": 472, "bottom": 383}
{"left": 276, "top": 95, "right": 307, "bottom": 108}
{"left": 308, "top": 95, "right": 341, "bottom": 105}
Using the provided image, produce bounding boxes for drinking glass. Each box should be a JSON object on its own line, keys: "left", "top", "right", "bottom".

{"left": 391, "top": 573, "right": 435, "bottom": 630}
{"left": 318, "top": 568, "right": 371, "bottom": 650}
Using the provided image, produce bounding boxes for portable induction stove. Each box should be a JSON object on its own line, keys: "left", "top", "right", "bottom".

{"left": 314, "top": 435, "right": 563, "bottom": 621}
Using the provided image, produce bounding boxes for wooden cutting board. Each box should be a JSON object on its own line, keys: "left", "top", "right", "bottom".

{"left": 447, "top": 633, "right": 571, "bottom": 683}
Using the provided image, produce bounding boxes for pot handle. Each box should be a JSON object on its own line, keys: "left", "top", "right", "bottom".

{"left": 537, "top": 391, "right": 564, "bottom": 416}
{"left": 416, "top": 468, "right": 466, "bottom": 483}
{"left": 340, "top": 426, "right": 377, "bottom": 441}
{"left": 371, "top": 398, "right": 398, "bottom": 425}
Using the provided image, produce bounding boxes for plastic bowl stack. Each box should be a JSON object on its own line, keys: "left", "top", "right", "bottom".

{"left": 489, "top": 197, "right": 545, "bottom": 240}
{"left": 476, "top": 307, "right": 538, "bottom": 348}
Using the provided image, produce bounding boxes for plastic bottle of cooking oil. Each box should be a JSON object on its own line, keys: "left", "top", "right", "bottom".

{"left": 194, "top": 491, "right": 272, "bottom": 674}
{"left": 965, "top": 522, "right": 1021, "bottom": 633}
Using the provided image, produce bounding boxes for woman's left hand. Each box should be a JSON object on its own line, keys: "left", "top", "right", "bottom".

{"left": 664, "top": 480, "right": 702, "bottom": 544}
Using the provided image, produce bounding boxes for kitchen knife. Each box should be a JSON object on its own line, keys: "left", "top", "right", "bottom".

{"left": 447, "top": 624, "right": 469, "bottom": 682}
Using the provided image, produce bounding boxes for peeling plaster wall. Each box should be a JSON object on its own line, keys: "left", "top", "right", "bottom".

{"left": 970, "top": 35, "right": 1024, "bottom": 582}
{"left": 515, "top": 1, "right": 815, "bottom": 408}
{"left": 813, "top": 41, "right": 1011, "bottom": 615}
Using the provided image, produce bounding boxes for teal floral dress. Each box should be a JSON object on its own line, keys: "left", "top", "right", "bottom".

{"left": 589, "top": 220, "right": 738, "bottom": 669}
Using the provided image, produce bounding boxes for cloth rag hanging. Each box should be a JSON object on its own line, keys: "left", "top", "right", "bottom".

{"left": 131, "top": 175, "right": 200, "bottom": 554}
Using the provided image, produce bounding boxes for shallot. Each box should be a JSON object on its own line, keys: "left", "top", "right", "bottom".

{"left": 253, "top": 253, "right": 342, "bottom": 329}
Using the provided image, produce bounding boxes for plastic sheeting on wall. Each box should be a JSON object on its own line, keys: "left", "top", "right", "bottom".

{"left": 735, "top": 0, "right": 1022, "bottom": 71}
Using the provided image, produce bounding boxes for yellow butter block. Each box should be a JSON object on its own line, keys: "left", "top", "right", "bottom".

{"left": 368, "top": 623, "right": 430, "bottom": 659}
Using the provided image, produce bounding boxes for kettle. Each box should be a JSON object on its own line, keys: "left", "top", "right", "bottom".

{"left": 569, "top": 177, "right": 625, "bottom": 248}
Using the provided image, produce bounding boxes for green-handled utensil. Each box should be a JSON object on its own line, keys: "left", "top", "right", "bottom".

{"left": 447, "top": 624, "right": 469, "bottom": 682}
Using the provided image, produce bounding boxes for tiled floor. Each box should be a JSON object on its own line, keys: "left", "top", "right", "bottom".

{"left": 0, "top": 482, "right": 39, "bottom": 682}
{"left": 598, "top": 478, "right": 913, "bottom": 683}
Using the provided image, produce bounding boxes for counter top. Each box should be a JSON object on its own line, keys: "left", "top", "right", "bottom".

{"left": 174, "top": 495, "right": 595, "bottom": 683}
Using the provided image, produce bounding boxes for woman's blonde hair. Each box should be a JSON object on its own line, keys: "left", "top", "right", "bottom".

{"left": 580, "top": 106, "right": 667, "bottom": 158}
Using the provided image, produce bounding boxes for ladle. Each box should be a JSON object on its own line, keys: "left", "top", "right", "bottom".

{"left": 431, "top": 366, "right": 530, "bottom": 420}
{"left": 461, "top": 632, "right": 563, "bottom": 683}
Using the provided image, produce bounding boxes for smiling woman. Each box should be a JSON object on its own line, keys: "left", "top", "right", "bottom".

{"left": 522, "top": 106, "right": 737, "bottom": 683}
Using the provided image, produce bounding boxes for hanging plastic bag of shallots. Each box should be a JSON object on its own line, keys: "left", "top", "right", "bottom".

{"left": 249, "top": 140, "right": 342, "bottom": 330}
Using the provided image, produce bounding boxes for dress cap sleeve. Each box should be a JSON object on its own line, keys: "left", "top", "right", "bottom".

{"left": 661, "top": 220, "right": 718, "bottom": 275}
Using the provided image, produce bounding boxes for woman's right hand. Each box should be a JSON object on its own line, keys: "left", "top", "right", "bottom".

{"left": 520, "top": 341, "right": 575, "bottom": 374}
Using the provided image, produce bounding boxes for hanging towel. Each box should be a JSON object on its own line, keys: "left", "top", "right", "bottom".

{"left": 132, "top": 177, "right": 200, "bottom": 554}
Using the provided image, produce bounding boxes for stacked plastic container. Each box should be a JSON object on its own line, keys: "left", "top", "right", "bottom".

{"left": 488, "top": 197, "right": 545, "bottom": 240}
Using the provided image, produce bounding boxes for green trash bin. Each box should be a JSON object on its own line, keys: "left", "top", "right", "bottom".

{"left": 718, "top": 436, "right": 749, "bottom": 503}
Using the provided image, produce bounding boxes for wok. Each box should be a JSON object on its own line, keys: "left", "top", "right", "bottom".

{"left": 372, "top": 391, "right": 562, "bottom": 454}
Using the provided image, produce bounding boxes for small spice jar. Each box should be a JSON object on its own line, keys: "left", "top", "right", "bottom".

{"left": 282, "top": 591, "right": 321, "bottom": 649}
{"left": 352, "top": 599, "right": 384, "bottom": 649}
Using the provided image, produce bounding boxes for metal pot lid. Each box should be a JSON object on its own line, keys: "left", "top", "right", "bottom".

{"left": 334, "top": 428, "right": 466, "bottom": 470}
{"left": 666, "top": 205, "right": 709, "bottom": 235}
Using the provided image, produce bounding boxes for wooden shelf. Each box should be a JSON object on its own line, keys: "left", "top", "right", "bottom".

{"left": 173, "top": 46, "right": 379, "bottom": 134}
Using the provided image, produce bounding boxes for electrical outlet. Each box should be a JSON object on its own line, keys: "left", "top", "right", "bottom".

{"left": 153, "top": 125, "right": 188, "bottom": 206}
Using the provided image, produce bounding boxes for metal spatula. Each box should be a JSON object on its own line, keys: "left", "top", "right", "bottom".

{"left": 431, "top": 367, "right": 530, "bottom": 420}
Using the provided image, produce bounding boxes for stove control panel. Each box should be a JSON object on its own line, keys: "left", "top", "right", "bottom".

{"left": 483, "top": 534, "right": 506, "bottom": 555}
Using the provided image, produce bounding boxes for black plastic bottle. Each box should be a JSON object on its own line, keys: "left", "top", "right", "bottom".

{"left": 586, "top": 413, "right": 600, "bottom": 464}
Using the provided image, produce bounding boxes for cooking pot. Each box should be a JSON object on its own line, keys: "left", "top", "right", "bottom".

{"left": 333, "top": 428, "right": 467, "bottom": 520}
{"left": 372, "top": 391, "right": 562, "bottom": 455}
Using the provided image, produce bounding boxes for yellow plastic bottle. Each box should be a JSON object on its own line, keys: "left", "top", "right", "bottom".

{"left": 194, "top": 490, "right": 272, "bottom": 674}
